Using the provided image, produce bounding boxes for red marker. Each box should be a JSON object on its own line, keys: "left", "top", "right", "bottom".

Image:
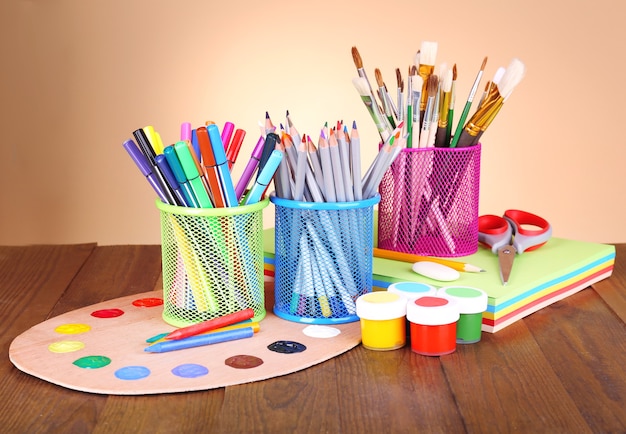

{"left": 165, "top": 308, "right": 255, "bottom": 340}
{"left": 226, "top": 128, "right": 246, "bottom": 170}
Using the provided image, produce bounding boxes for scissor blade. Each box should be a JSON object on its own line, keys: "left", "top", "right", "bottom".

{"left": 497, "top": 245, "right": 517, "bottom": 285}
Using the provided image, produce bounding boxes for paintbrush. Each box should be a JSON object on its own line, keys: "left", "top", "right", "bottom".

{"left": 459, "top": 58, "right": 526, "bottom": 147}
{"left": 395, "top": 68, "right": 404, "bottom": 123}
{"left": 418, "top": 75, "right": 439, "bottom": 148}
{"left": 409, "top": 71, "right": 423, "bottom": 148}
{"left": 445, "top": 63, "right": 457, "bottom": 146}
{"left": 405, "top": 66, "right": 414, "bottom": 147}
{"left": 449, "top": 56, "right": 488, "bottom": 148}
{"left": 351, "top": 46, "right": 378, "bottom": 107}
{"left": 352, "top": 76, "right": 391, "bottom": 142}
{"left": 417, "top": 41, "right": 438, "bottom": 123}
{"left": 375, "top": 68, "right": 396, "bottom": 129}
{"left": 435, "top": 68, "right": 453, "bottom": 147}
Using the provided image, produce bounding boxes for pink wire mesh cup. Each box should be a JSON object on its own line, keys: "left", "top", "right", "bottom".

{"left": 377, "top": 144, "right": 481, "bottom": 257}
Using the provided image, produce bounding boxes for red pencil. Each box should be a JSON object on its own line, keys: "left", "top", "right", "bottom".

{"left": 165, "top": 308, "right": 255, "bottom": 340}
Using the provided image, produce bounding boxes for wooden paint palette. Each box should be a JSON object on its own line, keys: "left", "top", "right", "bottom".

{"left": 9, "top": 290, "right": 361, "bottom": 395}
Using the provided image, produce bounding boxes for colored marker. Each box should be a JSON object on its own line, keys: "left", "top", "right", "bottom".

{"left": 132, "top": 128, "right": 176, "bottom": 205}
{"left": 257, "top": 133, "right": 279, "bottom": 178}
{"left": 163, "top": 145, "right": 199, "bottom": 208}
{"left": 226, "top": 128, "right": 246, "bottom": 170}
{"left": 155, "top": 154, "right": 187, "bottom": 206}
{"left": 221, "top": 121, "right": 235, "bottom": 151}
{"left": 174, "top": 141, "right": 213, "bottom": 208}
{"left": 123, "top": 139, "right": 172, "bottom": 204}
{"left": 190, "top": 128, "right": 200, "bottom": 161}
{"left": 180, "top": 121, "right": 192, "bottom": 142}
{"left": 165, "top": 308, "right": 255, "bottom": 340}
{"left": 197, "top": 126, "right": 227, "bottom": 207}
{"left": 145, "top": 327, "right": 254, "bottom": 353}
{"left": 207, "top": 124, "right": 239, "bottom": 207}
{"left": 244, "top": 150, "right": 283, "bottom": 205}
{"left": 234, "top": 136, "right": 264, "bottom": 201}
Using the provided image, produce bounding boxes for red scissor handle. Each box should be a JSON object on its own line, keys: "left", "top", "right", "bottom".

{"left": 503, "top": 209, "right": 552, "bottom": 253}
{"left": 478, "top": 214, "right": 513, "bottom": 254}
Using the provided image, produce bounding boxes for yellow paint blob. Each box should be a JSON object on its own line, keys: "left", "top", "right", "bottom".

{"left": 48, "top": 340, "right": 85, "bottom": 353}
{"left": 54, "top": 323, "right": 91, "bottom": 335}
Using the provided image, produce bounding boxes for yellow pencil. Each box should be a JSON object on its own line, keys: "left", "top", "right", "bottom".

{"left": 373, "top": 247, "right": 485, "bottom": 273}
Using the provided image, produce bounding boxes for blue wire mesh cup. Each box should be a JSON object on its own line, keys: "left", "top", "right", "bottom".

{"left": 270, "top": 193, "right": 380, "bottom": 324}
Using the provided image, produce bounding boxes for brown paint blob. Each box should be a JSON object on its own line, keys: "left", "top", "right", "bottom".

{"left": 225, "top": 354, "right": 264, "bottom": 369}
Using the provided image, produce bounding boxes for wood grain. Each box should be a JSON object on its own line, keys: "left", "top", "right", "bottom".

{"left": 1, "top": 244, "right": 625, "bottom": 434}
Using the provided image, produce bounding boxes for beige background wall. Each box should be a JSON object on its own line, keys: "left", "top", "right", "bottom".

{"left": 1, "top": 0, "right": 624, "bottom": 245}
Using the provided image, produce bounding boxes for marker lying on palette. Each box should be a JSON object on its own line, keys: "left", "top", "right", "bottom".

{"left": 165, "top": 307, "right": 255, "bottom": 340}
{"left": 146, "top": 320, "right": 261, "bottom": 344}
{"left": 145, "top": 327, "right": 255, "bottom": 353}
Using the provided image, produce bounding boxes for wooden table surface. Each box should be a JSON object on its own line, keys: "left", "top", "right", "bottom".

{"left": 1, "top": 243, "right": 625, "bottom": 434}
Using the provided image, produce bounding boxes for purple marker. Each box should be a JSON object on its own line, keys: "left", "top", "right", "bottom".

{"left": 123, "top": 139, "right": 173, "bottom": 204}
{"left": 234, "top": 136, "right": 265, "bottom": 201}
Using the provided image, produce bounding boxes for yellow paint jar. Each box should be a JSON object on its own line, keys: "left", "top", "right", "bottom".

{"left": 355, "top": 292, "right": 407, "bottom": 351}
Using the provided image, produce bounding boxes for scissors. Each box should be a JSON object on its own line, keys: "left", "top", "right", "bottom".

{"left": 478, "top": 210, "right": 552, "bottom": 285}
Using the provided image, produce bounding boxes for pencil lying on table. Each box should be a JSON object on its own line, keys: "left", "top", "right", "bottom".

{"left": 373, "top": 247, "right": 485, "bottom": 273}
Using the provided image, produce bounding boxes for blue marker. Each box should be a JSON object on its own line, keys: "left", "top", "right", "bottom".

{"left": 244, "top": 150, "right": 283, "bottom": 205}
{"left": 207, "top": 124, "right": 239, "bottom": 207}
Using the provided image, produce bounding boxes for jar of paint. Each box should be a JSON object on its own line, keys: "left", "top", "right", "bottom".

{"left": 406, "top": 296, "right": 459, "bottom": 356}
{"left": 387, "top": 281, "right": 438, "bottom": 301}
{"left": 356, "top": 292, "right": 407, "bottom": 351}
{"left": 387, "top": 282, "right": 438, "bottom": 336}
{"left": 437, "top": 286, "right": 488, "bottom": 344}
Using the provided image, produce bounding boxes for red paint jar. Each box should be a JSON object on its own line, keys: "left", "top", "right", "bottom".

{"left": 406, "top": 296, "right": 460, "bottom": 356}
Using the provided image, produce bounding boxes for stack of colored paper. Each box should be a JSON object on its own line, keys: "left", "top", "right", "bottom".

{"left": 263, "top": 228, "right": 615, "bottom": 333}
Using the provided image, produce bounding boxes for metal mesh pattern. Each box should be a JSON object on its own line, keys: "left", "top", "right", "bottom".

{"left": 272, "top": 197, "right": 378, "bottom": 324}
{"left": 158, "top": 201, "right": 268, "bottom": 327}
{"left": 378, "top": 145, "right": 481, "bottom": 257}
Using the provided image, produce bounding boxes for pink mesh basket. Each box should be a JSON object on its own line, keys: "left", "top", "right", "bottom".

{"left": 377, "top": 145, "right": 481, "bottom": 257}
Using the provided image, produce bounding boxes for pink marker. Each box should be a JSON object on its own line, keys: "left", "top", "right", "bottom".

{"left": 180, "top": 122, "right": 192, "bottom": 142}
{"left": 221, "top": 121, "right": 235, "bottom": 151}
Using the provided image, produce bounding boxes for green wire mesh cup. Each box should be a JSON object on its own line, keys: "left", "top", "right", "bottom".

{"left": 156, "top": 199, "right": 269, "bottom": 327}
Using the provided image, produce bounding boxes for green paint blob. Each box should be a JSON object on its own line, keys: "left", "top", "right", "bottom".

{"left": 72, "top": 355, "right": 111, "bottom": 369}
{"left": 445, "top": 287, "right": 482, "bottom": 298}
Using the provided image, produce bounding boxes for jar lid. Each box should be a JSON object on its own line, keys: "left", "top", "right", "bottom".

{"left": 406, "top": 296, "right": 460, "bottom": 325}
{"left": 437, "top": 286, "right": 488, "bottom": 314}
{"left": 356, "top": 292, "right": 407, "bottom": 320}
{"left": 387, "top": 282, "right": 437, "bottom": 301}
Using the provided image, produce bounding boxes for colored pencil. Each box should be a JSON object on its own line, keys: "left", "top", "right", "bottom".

{"left": 373, "top": 247, "right": 485, "bottom": 273}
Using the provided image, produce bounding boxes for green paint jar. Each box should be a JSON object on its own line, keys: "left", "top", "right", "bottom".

{"left": 437, "top": 286, "right": 488, "bottom": 344}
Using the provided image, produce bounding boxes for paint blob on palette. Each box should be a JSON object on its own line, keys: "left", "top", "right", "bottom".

{"left": 9, "top": 291, "right": 360, "bottom": 395}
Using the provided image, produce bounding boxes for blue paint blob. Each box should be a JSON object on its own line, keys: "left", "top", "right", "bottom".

{"left": 171, "top": 363, "right": 209, "bottom": 378}
{"left": 114, "top": 366, "right": 151, "bottom": 380}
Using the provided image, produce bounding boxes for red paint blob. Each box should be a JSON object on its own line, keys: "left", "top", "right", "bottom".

{"left": 91, "top": 308, "right": 124, "bottom": 318}
{"left": 415, "top": 296, "right": 449, "bottom": 307}
{"left": 132, "top": 297, "right": 164, "bottom": 307}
